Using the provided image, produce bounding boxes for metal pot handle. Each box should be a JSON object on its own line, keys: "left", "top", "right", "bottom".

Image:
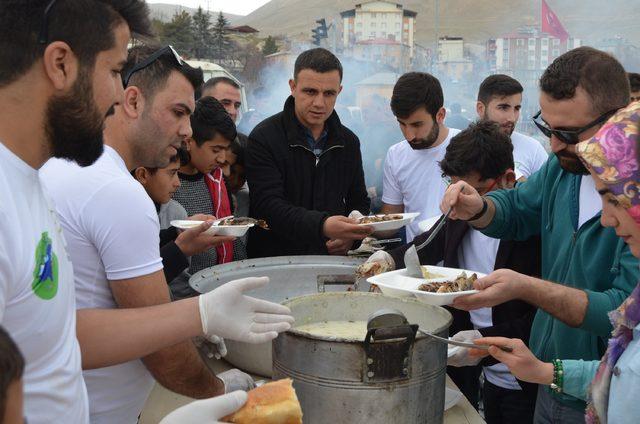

{"left": 316, "top": 274, "right": 358, "bottom": 292}
{"left": 362, "top": 323, "right": 418, "bottom": 383}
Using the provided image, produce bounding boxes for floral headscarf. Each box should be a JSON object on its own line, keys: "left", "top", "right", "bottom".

{"left": 576, "top": 101, "right": 640, "bottom": 424}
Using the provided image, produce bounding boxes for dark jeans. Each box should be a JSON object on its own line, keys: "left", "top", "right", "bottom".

{"left": 447, "top": 365, "right": 482, "bottom": 410}
{"left": 533, "top": 386, "right": 586, "bottom": 424}
{"left": 483, "top": 380, "right": 536, "bottom": 424}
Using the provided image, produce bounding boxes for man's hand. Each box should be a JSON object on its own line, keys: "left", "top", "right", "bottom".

{"left": 159, "top": 390, "right": 248, "bottom": 424}
{"left": 326, "top": 238, "right": 354, "bottom": 255}
{"left": 188, "top": 214, "right": 217, "bottom": 222}
{"left": 440, "top": 181, "right": 484, "bottom": 220}
{"left": 323, "top": 215, "right": 373, "bottom": 240}
{"left": 447, "top": 330, "right": 483, "bottom": 367}
{"left": 216, "top": 368, "right": 256, "bottom": 393}
{"left": 470, "top": 337, "right": 554, "bottom": 385}
{"left": 198, "top": 277, "right": 294, "bottom": 344}
{"left": 174, "top": 220, "right": 236, "bottom": 257}
{"left": 452, "top": 269, "right": 532, "bottom": 311}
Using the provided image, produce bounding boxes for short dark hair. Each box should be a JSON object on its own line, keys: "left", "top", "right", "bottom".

{"left": 203, "top": 76, "right": 240, "bottom": 92}
{"left": 0, "top": 326, "right": 24, "bottom": 419}
{"left": 540, "top": 47, "right": 630, "bottom": 115}
{"left": 191, "top": 96, "right": 237, "bottom": 146}
{"left": 391, "top": 72, "right": 444, "bottom": 119}
{"left": 629, "top": 73, "right": 640, "bottom": 92}
{"left": 478, "top": 74, "right": 524, "bottom": 104}
{"left": 123, "top": 45, "right": 203, "bottom": 100}
{"left": 294, "top": 48, "right": 343, "bottom": 81}
{"left": 440, "top": 120, "right": 514, "bottom": 181}
{"left": 0, "top": 0, "right": 152, "bottom": 88}
{"left": 140, "top": 149, "right": 189, "bottom": 176}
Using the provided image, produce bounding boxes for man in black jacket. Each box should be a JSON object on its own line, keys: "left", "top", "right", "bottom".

{"left": 364, "top": 121, "right": 541, "bottom": 424}
{"left": 246, "top": 48, "right": 372, "bottom": 257}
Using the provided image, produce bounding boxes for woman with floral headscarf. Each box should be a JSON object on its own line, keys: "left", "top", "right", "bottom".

{"left": 472, "top": 101, "right": 640, "bottom": 424}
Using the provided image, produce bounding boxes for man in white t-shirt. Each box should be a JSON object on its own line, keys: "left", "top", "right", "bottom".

{"left": 476, "top": 74, "right": 549, "bottom": 180}
{"left": 0, "top": 3, "right": 293, "bottom": 424}
{"left": 381, "top": 72, "right": 460, "bottom": 241}
{"left": 40, "top": 45, "right": 268, "bottom": 423}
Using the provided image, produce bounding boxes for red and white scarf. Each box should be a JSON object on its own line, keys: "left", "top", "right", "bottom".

{"left": 204, "top": 167, "right": 233, "bottom": 263}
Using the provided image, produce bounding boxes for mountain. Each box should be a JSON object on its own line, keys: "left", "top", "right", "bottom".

{"left": 235, "top": 0, "right": 639, "bottom": 45}
{"left": 148, "top": 3, "right": 242, "bottom": 24}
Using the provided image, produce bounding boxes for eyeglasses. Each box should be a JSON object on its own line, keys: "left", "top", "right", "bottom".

{"left": 38, "top": 0, "right": 58, "bottom": 44}
{"left": 121, "top": 45, "right": 185, "bottom": 88}
{"left": 532, "top": 109, "right": 618, "bottom": 145}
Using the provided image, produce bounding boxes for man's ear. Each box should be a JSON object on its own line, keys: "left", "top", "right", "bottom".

{"left": 501, "top": 169, "right": 517, "bottom": 188}
{"left": 42, "top": 41, "right": 79, "bottom": 91}
{"left": 288, "top": 78, "right": 296, "bottom": 94}
{"left": 435, "top": 107, "right": 447, "bottom": 124}
{"left": 122, "top": 86, "right": 145, "bottom": 119}
{"left": 476, "top": 101, "right": 485, "bottom": 118}
{"left": 133, "top": 167, "right": 148, "bottom": 185}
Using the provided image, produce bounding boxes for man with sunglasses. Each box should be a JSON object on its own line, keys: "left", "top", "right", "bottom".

{"left": 364, "top": 121, "right": 541, "bottom": 421}
{"left": 39, "top": 45, "right": 284, "bottom": 423}
{"left": 442, "top": 47, "right": 638, "bottom": 422}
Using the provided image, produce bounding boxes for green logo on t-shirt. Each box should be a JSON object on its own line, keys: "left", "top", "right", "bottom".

{"left": 32, "top": 232, "right": 58, "bottom": 300}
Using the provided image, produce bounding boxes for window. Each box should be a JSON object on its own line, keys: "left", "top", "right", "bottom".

{"left": 381, "top": 31, "right": 386, "bottom": 37}
{"left": 553, "top": 38, "right": 560, "bottom": 46}
{"left": 529, "top": 38, "right": 535, "bottom": 45}
{"left": 370, "top": 32, "right": 375, "bottom": 38}
{"left": 357, "top": 22, "right": 362, "bottom": 28}
{"left": 516, "top": 39, "right": 525, "bottom": 47}
{"left": 396, "top": 22, "right": 401, "bottom": 29}
{"left": 381, "top": 22, "right": 386, "bottom": 28}
{"left": 371, "top": 12, "right": 377, "bottom": 18}
{"left": 371, "top": 22, "right": 376, "bottom": 28}
{"left": 542, "top": 38, "right": 549, "bottom": 46}
{"left": 553, "top": 49, "right": 560, "bottom": 56}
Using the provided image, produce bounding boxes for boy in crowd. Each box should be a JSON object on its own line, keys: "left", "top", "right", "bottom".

{"left": 367, "top": 121, "right": 541, "bottom": 421}
{"left": 172, "top": 96, "right": 245, "bottom": 297}
{"left": 133, "top": 151, "right": 235, "bottom": 296}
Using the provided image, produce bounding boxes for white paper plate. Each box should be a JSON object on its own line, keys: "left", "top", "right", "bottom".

{"left": 170, "top": 220, "right": 252, "bottom": 237}
{"left": 367, "top": 265, "right": 483, "bottom": 306}
{"left": 445, "top": 387, "right": 463, "bottom": 411}
{"left": 357, "top": 212, "right": 420, "bottom": 232}
{"left": 418, "top": 215, "right": 441, "bottom": 233}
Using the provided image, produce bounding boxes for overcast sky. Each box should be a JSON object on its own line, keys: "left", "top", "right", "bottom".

{"left": 147, "top": 0, "right": 270, "bottom": 16}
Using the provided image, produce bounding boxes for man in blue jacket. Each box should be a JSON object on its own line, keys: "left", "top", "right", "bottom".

{"left": 442, "top": 47, "right": 638, "bottom": 423}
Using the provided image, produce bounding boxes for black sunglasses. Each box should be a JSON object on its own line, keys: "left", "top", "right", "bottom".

{"left": 532, "top": 109, "right": 618, "bottom": 145}
{"left": 121, "top": 45, "right": 185, "bottom": 88}
{"left": 38, "top": 0, "right": 58, "bottom": 44}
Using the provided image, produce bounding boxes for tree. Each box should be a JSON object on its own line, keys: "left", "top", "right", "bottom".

{"left": 161, "top": 11, "right": 195, "bottom": 57}
{"left": 211, "top": 11, "right": 232, "bottom": 60}
{"left": 192, "top": 6, "right": 212, "bottom": 59}
{"left": 262, "top": 36, "right": 278, "bottom": 56}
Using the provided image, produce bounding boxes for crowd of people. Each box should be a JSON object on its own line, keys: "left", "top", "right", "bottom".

{"left": 2, "top": 1, "right": 640, "bottom": 424}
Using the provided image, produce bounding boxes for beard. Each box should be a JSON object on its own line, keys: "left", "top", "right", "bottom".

{"left": 132, "top": 108, "right": 180, "bottom": 169}
{"left": 408, "top": 123, "right": 440, "bottom": 150}
{"left": 45, "top": 68, "right": 107, "bottom": 167}
{"left": 555, "top": 150, "right": 589, "bottom": 175}
{"left": 483, "top": 113, "right": 515, "bottom": 135}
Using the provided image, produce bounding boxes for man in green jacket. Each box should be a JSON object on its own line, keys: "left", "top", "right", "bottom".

{"left": 442, "top": 47, "right": 638, "bottom": 422}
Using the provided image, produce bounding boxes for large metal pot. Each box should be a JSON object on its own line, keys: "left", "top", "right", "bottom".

{"left": 190, "top": 256, "right": 366, "bottom": 376}
{"left": 273, "top": 292, "right": 452, "bottom": 424}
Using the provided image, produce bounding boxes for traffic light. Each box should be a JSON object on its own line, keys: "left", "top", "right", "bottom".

{"left": 311, "top": 18, "right": 328, "bottom": 46}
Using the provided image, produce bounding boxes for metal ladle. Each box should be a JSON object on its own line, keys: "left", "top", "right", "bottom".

{"left": 367, "top": 309, "right": 512, "bottom": 352}
{"left": 403, "top": 209, "right": 451, "bottom": 278}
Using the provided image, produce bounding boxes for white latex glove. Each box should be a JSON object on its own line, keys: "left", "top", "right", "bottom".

{"left": 194, "top": 335, "right": 227, "bottom": 360}
{"left": 217, "top": 368, "right": 256, "bottom": 393}
{"left": 199, "top": 276, "right": 294, "bottom": 344}
{"left": 367, "top": 250, "right": 395, "bottom": 270}
{"left": 447, "top": 330, "right": 483, "bottom": 367}
{"left": 159, "top": 390, "right": 247, "bottom": 424}
{"left": 348, "top": 210, "right": 365, "bottom": 220}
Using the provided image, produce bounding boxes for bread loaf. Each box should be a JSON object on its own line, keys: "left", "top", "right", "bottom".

{"left": 223, "top": 378, "right": 303, "bottom": 424}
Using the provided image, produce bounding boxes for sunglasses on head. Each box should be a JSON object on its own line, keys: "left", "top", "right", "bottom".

{"left": 121, "top": 45, "right": 185, "bottom": 88}
{"left": 532, "top": 109, "right": 618, "bottom": 145}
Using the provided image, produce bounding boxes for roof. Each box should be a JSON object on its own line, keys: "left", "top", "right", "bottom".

{"left": 228, "top": 25, "right": 259, "bottom": 33}
{"left": 357, "top": 38, "right": 401, "bottom": 45}
{"left": 356, "top": 72, "right": 399, "bottom": 86}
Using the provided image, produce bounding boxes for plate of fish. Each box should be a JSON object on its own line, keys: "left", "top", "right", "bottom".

{"left": 171, "top": 217, "right": 268, "bottom": 237}
{"left": 356, "top": 212, "right": 420, "bottom": 232}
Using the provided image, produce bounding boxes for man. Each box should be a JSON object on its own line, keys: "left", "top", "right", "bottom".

{"left": 629, "top": 72, "right": 640, "bottom": 103}
{"left": 441, "top": 47, "right": 638, "bottom": 422}
{"left": 446, "top": 102, "right": 471, "bottom": 130}
{"left": 39, "top": 46, "right": 287, "bottom": 423}
{"left": 381, "top": 72, "right": 461, "bottom": 242}
{"left": 367, "top": 121, "right": 540, "bottom": 421}
{"left": 201, "top": 76, "right": 243, "bottom": 124}
{"left": 476, "top": 74, "right": 548, "bottom": 180}
{"left": 246, "top": 48, "right": 372, "bottom": 257}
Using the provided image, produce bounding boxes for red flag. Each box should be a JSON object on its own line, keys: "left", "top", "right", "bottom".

{"left": 541, "top": 0, "right": 569, "bottom": 41}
